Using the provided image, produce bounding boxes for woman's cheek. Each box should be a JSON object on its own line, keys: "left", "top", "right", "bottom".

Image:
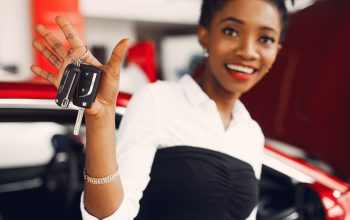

{"left": 263, "top": 49, "right": 279, "bottom": 70}
{"left": 214, "top": 36, "right": 236, "bottom": 52}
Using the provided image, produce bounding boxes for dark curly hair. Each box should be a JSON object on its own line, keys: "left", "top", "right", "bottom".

{"left": 199, "top": 0, "right": 291, "bottom": 42}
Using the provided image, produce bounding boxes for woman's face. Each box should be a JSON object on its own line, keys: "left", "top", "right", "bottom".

{"left": 199, "top": 0, "right": 282, "bottom": 95}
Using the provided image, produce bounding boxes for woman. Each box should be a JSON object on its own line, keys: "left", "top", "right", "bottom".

{"left": 31, "top": 0, "right": 289, "bottom": 219}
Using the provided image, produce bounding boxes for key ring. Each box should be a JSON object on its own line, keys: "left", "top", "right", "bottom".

{"left": 68, "top": 45, "right": 89, "bottom": 61}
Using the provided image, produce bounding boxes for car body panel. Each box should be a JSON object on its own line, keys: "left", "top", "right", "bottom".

{"left": 0, "top": 82, "right": 132, "bottom": 107}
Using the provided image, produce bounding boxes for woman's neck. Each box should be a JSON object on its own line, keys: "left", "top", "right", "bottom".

{"left": 194, "top": 65, "right": 241, "bottom": 128}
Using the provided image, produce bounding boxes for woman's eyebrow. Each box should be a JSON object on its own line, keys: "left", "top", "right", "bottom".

{"left": 220, "top": 16, "right": 244, "bottom": 24}
{"left": 260, "top": 26, "right": 277, "bottom": 33}
{"left": 220, "top": 16, "right": 277, "bottom": 33}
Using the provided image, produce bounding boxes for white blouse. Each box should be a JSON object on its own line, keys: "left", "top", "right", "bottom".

{"left": 81, "top": 74, "right": 264, "bottom": 220}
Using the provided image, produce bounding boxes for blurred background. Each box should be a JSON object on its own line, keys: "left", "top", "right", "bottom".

{"left": 0, "top": 0, "right": 316, "bottom": 83}
{"left": 0, "top": 0, "right": 349, "bottom": 219}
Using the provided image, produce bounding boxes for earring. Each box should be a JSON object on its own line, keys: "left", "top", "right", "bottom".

{"left": 203, "top": 48, "right": 208, "bottom": 57}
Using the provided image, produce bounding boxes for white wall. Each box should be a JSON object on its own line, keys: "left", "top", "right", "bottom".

{"left": 80, "top": 0, "right": 201, "bottom": 24}
{"left": 0, "top": 0, "right": 32, "bottom": 81}
{"left": 0, "top": 0, "right": 138, "bottom": 81}
{"left": 85, "top": 18, "right": 137, "bottom": 60}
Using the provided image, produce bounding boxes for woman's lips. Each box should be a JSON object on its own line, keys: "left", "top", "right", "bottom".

{"left": 230, "top": 71, "right": 252, "bottom": 80}
{"left": 225, "top": 64, "right": 257, "bottom": 81}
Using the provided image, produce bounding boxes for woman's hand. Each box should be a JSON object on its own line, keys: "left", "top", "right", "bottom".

{"left": 31, "top": 15, "right": 129, "bottom": 116}
{"left": 31, "top": 16, "right": 128, "bottom": 218}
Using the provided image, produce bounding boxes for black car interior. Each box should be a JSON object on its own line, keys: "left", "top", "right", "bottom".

{"left": 258, "top": 165, "right": 326, "bottom": 220}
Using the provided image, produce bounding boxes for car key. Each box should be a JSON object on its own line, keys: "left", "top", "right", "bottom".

{"left": 72, "top": 63, "right": 103, "bottom": 135}
{"left": 55, "top": 63, "right": 81, "bottom": 108}
{"left": 73, "top": 64, "right": 103, "bottom": 108}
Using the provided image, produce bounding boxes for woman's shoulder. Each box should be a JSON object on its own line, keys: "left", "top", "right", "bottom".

{"left": 132, "top": 78, "right": 185, "bottom": 101}
{"left": 150, "top": 79, "right": 183, "bottom": 92}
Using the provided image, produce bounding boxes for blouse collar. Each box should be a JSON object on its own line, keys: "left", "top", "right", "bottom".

{"left": 179, "top": 74, "right": 251, "bottom": 122}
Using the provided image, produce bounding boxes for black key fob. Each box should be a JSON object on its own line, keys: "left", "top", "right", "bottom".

{"left": 55, "top": 63, "right": 81, "bottom": 108}
{"left": 73, "top": 64, "right": 103, "bottom": 108}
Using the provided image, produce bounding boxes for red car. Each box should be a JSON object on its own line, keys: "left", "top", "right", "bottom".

{"left": 0, "top": 82, "right": 349, "bottom": 220}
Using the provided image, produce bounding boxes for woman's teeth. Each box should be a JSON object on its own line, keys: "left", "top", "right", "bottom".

{"left": 226, "top": 64, "right": 255, "bottom": 74}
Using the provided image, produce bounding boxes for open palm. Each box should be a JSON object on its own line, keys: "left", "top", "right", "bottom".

{"left": 31, "top": 16, "right": 129, "bottom": 116}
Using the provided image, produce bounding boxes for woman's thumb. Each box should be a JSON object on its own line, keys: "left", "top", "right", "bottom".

{"left": 107, "top": 38, "right": 129, "bottom": 72}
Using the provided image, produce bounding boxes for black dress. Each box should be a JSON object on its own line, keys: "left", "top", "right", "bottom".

{"left": 135, "top": 146, "right": 259, "bottom": 220}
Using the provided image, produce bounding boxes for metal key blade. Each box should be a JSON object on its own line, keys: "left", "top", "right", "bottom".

{"left": 74, "top": 107, "right": 85, "bottom": 135}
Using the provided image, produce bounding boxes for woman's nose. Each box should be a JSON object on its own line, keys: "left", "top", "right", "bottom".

{"left": 235, "top": 38, "right": 259, "bottom": 60}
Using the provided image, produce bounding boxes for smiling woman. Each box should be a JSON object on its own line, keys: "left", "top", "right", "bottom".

{"left": 30, "top": 0, "right": 290, "bottom": 220}
{"left": 195, "top": 0, "right": 284, "bottom": 128}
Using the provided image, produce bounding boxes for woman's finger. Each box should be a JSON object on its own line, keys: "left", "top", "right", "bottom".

{"left": 81, "top": 49, "right": 101, "bottom": 66}
{"left": 30, "top": 65, "right": 58, "bottom": 87}
{"left": 32, "top": 40, "right": 63, "bottom": 69}
{"left": 34, "top": 25, "right": 69, "bottom": 60}
{"left": 55, "top": 16, "right": 102, "bottom": 66}
{"left": 55, "top": 16, "right": 85, "bottom": 55}
{"left": 105, "top": 39, "right": 129, "bottom": 75}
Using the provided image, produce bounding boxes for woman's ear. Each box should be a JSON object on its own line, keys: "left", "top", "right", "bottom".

{"left": 197, "top": 26, "right": 209, "bottom": 49}
{"left": 277, "top": 44, "right": 283, "bottom": 54}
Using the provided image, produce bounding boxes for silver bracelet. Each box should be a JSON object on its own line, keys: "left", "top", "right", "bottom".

{"left": 83, "top": 169, "right": 119, "bottom": 184}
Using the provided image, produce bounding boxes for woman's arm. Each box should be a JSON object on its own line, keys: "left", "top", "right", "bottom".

{"left": 83, "top": 108, "right": 123, "bottom": 218}
{"left": 31, "top": 16, "right": 129, "bottom": 219}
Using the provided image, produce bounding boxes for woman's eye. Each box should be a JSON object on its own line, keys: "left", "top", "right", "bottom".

{"left": 222, "top": 27, "right": 238, "bottom": 37}
{"left": 259, "top": 36, "right": 276, "bottom": 45}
